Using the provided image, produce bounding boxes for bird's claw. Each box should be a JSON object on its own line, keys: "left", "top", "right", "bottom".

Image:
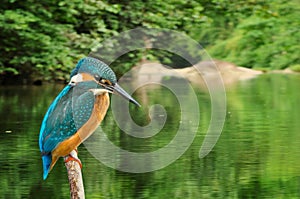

{"left": 64, "top": 154, "right": 82, "bottom": 169}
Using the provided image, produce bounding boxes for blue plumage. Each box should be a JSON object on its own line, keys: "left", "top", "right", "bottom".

{"left": 70, "top": 57, "right": 117, "bottom": 83}
{"left": 39, "top": 81, "right": 99, "bottom": 179}
{"left": 39, "top": 57, "right": 140, "bottom": 180}
{"left": 42, "top": 155, "right": 52, "bottom": 180}
{"left": 39, "top": 83, "right": 98, "bottom": 147}
{"left": 39, "top": 85, "right": 73, "bottom": 151}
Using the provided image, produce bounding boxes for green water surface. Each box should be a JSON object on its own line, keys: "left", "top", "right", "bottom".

{"left": 0, "top": 74, "right": 299, "bottom": 199}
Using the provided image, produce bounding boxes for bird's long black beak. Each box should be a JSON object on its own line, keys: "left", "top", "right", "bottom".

{"left": 112, "top": 83, "right": 141, "bottom": 107}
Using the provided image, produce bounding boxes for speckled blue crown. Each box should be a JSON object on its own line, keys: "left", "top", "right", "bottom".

{"left": 70, "top": 57, "right": 117, "bottom": 84}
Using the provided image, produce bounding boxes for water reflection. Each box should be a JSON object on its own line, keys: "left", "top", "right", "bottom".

{"left": 0, "top": 74, "right": 299, "bottom": 198}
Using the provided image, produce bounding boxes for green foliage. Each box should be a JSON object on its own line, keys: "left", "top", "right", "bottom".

{"left": 0, "top": 0, "right": 207, "bottom": 82}
{"left": 208, "top": 0, "right": 300, "bottom": 69}
{"left": 0, "top": 2, "right": 79, "bottom": 81}
{"left": 290, "top": 64, "right": 300, "bottom": 72}
{"left": 0, "top": 0, "right": 299, "bottom": 83}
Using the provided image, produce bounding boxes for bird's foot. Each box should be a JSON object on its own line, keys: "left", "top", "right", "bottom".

{"left": 64, "top": 153, "right": 82, "bottom": 169}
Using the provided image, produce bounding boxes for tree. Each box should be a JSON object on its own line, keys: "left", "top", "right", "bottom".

{"left": 206, "top": 0, "right": 300, "bottom": 69}
{"left": 1, "top": 0, "right": 299, "bottom": 83}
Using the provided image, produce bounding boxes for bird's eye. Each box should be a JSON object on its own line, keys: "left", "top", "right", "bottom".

{"left": 94, "top": 74, "right": 100, "bottom": 80}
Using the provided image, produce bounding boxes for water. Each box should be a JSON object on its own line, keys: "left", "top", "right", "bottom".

{"left": 0, "top": 74, "right": 299, "bottom": 199}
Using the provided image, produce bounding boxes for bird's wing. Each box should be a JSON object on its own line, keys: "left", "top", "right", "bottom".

{"left": 39, "top": 85, "right": 95, "bottom": 153}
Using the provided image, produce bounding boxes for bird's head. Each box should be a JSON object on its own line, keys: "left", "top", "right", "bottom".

{"left": 69, "top": 57, "right": 140, "bottom": 106}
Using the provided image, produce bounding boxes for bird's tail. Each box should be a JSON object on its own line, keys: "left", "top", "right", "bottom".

{"left": 42, "top": 154, "right": 52, "bottom": 180}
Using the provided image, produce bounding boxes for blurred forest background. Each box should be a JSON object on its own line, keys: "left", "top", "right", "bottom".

{"left": 0, "top": 0, "right": 299, "bottom": 83}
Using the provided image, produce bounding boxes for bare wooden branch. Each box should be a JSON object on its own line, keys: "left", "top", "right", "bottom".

{"left": 64, "top": 150, "right": 85, "bottom": 199}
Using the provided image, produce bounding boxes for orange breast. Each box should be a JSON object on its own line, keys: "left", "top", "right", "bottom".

{"left": 50, "top": 93, "right": 110, "bottom": 169}
{"left": 77, "top": 92, "right": 110, "bottom": 143}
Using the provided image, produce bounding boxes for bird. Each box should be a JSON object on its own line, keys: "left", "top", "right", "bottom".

{"left": 39, "top": 57, "right": 140, "bottom": 180}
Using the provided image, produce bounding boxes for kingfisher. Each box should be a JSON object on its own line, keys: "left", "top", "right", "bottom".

{"left": 39, "top": 57, "right": 140, "bottom": 180}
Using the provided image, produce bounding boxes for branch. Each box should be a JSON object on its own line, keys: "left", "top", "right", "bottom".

{"left": 64, "top": 150, "right": 85, "bottom": 199}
